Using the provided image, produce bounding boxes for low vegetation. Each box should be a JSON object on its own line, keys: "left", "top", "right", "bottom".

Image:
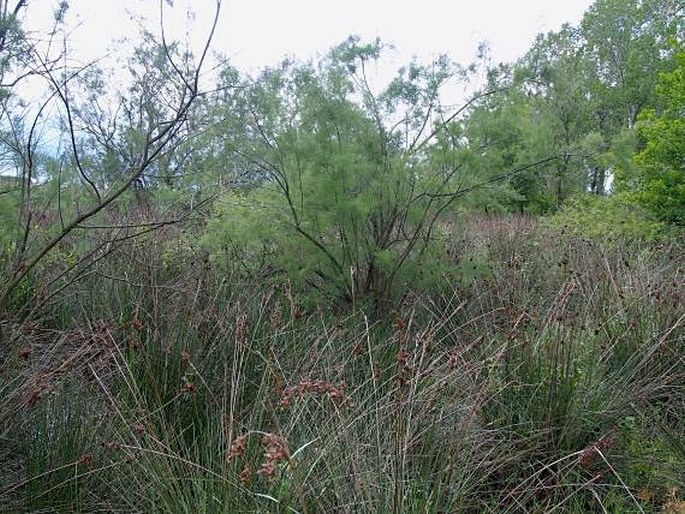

{"left": 0, "top": 0, "right": 683, "bottom": 512}
{"left": 0, "top": 215, "right": 683, "bottom": 512}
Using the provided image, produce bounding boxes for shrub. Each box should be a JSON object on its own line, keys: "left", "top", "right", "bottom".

{"left": 545, "top": 193, "right": 664, "bottom": 241}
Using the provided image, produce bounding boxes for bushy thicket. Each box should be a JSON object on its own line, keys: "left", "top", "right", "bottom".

{"left": 1, "top": 3, "right": 683, "bottom": 513}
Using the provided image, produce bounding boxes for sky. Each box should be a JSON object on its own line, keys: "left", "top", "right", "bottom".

{"left": 26, "top": 0, "right": 596, "bottom": 75}
{"left": 12, "top": 0, "right": 597, "bottom": 166}
{"left": 5, "top": 0, "right": 598, "bottom": 178}
{"left": 221, "top": 0, "right": 596, "bottom": 71}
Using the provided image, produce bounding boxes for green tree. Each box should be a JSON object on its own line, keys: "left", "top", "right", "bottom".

{"left": 453, "top": 73, "right": 556, "bottom": 214}
{"left": 523, "top": 25, "right": 596, "bottom": 201}
{"left": 634, "top": 45, "right": 685, "bottom": 224}
{"left": 0, "top": 1, "right": 222, "bottom": 344}
{"left": 582, "top": 0, "right": 682, "bottom": 130}
{"left": 457, "top": 27, "right": 593, "bottom": 211}
{"left": 206, "top": 37, "right": 501, "bottom": 312}
{"left": 580, "top": 0, "right": 683, "bottom": 195}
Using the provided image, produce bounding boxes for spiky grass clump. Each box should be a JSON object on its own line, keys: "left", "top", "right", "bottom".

{"left": 0, "top": 216, "right": 683, "bottom": 512}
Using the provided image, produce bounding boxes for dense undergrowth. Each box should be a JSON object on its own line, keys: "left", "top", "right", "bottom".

{"left": 0, "top": 215, "right": 683, "bottom": 513}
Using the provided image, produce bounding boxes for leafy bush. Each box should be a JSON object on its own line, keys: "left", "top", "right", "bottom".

{"left": 545, "top": 193, "right": 664, "bottom": 241}
{"left": 203, "top": 39, "right": 473, "bottom": 313}
{"left": 634, "top": 46, "right": 685, "bottom": 225}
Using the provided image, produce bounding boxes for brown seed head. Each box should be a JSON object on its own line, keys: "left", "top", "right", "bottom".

{"left": 258, "top": 460, "right": 278, "bottom": 480}
{"left": 78, "top": 454, "right": 94, "bottom": 467}
{"left": 239, "top": 464, "right": 252, "bottom": 484}
{"left": 228, "top": 434, "right": 249, "bottom": 460}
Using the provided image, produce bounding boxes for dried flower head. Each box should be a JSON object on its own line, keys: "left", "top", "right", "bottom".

{"left": 279, "top": 379, "right": 352, "bottom": 408}
{"left": 258, "top": 460, "right": 278, "bottom": 480}
{"left": 180, "top": 376, "right": 197, "bottom": 395}
{"left": 239, "top": 464, "right": 252, "bottom": 484}
{"left": 257, "top": 433, "right": 289, "bottom": 480}
{"left": 397, "top": 348, "right": 413, "bottom": 387}
{"left": 228, "top": 434, "right": 249, "bottom": 460}
{"left": 262, "top": 433, "right": 289, "bottom": 462}
{"left": 578, "top": 434, "right": 616, "bottom": 468}
{"left": 78, "top": 454, "right": 94, "bottom": 467}
{"left": 27, "top": 389, "right": 41, "bottom": 408}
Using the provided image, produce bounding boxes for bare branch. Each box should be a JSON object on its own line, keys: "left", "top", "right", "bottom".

{"left": 410, "top": 86, "right": 508, "bottom": 154}
{"left": 0, "top": 1, "right": 224, "bottom": 344}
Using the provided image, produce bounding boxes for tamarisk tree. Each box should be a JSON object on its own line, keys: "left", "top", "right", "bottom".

{"left": 0, "top": 0, "right": 222, "bottom": 345}
{"left": 204, "top": 37, "right": 557, "bottom": 312}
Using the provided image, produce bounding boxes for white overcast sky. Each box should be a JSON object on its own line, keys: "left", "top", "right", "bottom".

{"left": 4, "top": 0, "right": 595, "bottom": 175}
{"left": 26, "top": 0, "right": 595, "bottom": 74}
